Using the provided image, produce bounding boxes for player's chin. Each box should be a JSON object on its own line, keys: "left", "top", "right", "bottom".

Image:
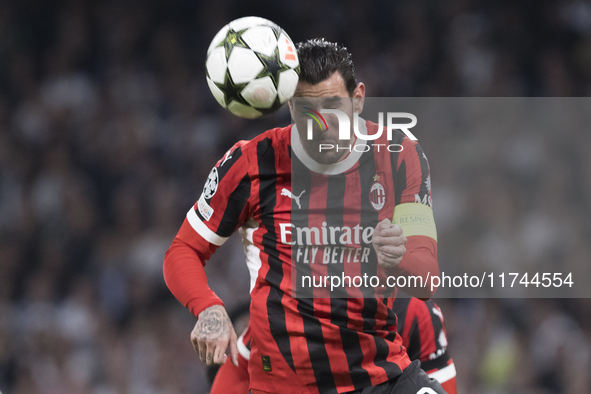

{"left": 312, "top": 151, "right": 342, "bottom": 164}
{"left": 309, "top": 145, "right": 345, "bottom": 163}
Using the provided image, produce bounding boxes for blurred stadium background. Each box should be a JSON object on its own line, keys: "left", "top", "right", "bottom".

{"left": 1, "top": 0, "right": 591, "bottom": 393}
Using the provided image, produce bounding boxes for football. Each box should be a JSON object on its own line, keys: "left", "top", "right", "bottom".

{"left": 205, "top": 16, "right": 300, "bottom": 119}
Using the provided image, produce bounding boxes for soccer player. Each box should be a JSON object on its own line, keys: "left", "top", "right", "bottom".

{"left": 391, "top": 299, "right": 457, "bottom": 394}
{"left": 209, "top": 299, "right": 458, "bottom": 394}
{"left": 164, "top": 38, "right": 445, "bottom": 393}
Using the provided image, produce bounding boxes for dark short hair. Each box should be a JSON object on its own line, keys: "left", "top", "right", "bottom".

{"left": 296, "top": 38, "right": 357, "bottom": 96}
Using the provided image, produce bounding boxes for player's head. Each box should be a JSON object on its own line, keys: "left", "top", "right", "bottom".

{"left": 290, "top": 38, "right": 365, "bottom": 164}
{"left": 296, "top": 38, "right": 357, "bottom": 96}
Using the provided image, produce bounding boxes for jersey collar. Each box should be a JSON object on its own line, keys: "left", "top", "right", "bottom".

{"left": 290, "top": 118, "right": 368, "bottom": 175}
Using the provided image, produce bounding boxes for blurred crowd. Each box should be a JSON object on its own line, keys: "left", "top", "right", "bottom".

{"left": 0, "top": 0, "right": 591, "bottom": 393}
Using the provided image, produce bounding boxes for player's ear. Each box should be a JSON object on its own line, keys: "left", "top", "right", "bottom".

{"left": 353, "top": 82, "right": 365, "bottom": 114}
{"left": 288, "top": 98, "right": 294, "bottom": 119}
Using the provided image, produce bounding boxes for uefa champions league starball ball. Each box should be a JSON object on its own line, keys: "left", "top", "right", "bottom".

{"left": 205, "top": 16, "right": 300, "bottom": 119}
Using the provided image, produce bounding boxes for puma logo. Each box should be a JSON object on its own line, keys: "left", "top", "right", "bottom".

{"left": 221, "top": 151, "right": 233, "bottom": 166}
{"left": 281, "top": 188, "right": 306, "bottom": 209}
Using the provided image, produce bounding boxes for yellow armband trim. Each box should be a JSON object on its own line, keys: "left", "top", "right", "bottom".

{"left": 392, "top": 203, "right": 437, "bottom": 242}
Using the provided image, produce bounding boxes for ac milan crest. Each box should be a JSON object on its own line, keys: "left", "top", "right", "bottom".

{"left": 369, "top": 182, "right": 386, "bottom": 211}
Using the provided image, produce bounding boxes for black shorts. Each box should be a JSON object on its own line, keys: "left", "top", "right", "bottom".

{"left": 345, "top": 360, "right": 448, "bottom": 394}
{"left": 248, "top": 360, "right": 448, "bottom": 394}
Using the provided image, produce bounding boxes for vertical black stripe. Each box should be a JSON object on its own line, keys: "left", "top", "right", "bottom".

{"left": 326, "top": 173, "right": 347, "bottom": 296}
{"left": 382, "top": 298, "right": 398, "bottom": 342}
{"left": 292, "top": 153, "right": 313, "bottom": 298}
{"left": 299, "top": 305, "right": 338, "bottom": 393}
{"left": 217, "top": 174, "right": 251, "bottom": 237}
{"left": 358, "top": 148, "right": 379, "bottom": 296}
{"left": 357, "top": 147, "right": 379, "bottom": 335}
{"left": 407, "top": 317, "right": 422, "bottom": 361}
{"left": 426, "top": 301, "right": 444, "bottom": 352}
{"left": 325, "top": 172, "right": 371, "bottom": 390}
{"left": 359, "top": 147, "right": 402, "bottom": 379}
{"left": 384, "top": 132, "right": 413, "bottom": 373}
{"left": 258, "top": 138, "right": 295, "bottom": 372}
{"left": 390, "top": 131, "right": 407, "bottom": 206}
{"left": 293, "top": 158, "right": 338, "bottom": 392}
{"left": 414, "top": 143, "right": 430, "bottom": 204}
{"left": 420, "top": 301, "right": 451, "bottom": 371}
{"left": 332, "top": 300, "right": 371, "bottom": 391}
{"left": 394, "top": 160, "right": 406, "bottom": 206}
{"left": 392, "top": 298, "right": 412, "bottom": 337}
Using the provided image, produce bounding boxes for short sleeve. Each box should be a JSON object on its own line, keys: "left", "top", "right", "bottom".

{"left": 394, "top": 138, "right": 432, "bottom": 208}
{"left": 182, "top": 141, "right": 253, "bottom": 248}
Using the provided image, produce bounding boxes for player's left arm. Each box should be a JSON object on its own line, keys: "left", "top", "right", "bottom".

{"left": 373, "top": 137, "right": 438, "bottom": 299}
{"left": 164, "top": 141, "right": 251, "bottom": 366}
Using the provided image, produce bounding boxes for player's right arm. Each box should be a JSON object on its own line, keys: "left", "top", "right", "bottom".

{"left": 163, "top": 141, "right": 252, "bottom": 367}
{"left": 374, "top": 135, "right": 438, "bottom": 299}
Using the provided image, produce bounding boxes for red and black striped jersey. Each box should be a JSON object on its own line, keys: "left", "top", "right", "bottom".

{"left": 173, "top": 120, "right": 437, "bottom": 393}
{"left": 391, "top": 298, "right": 457, "bottom": 389}
{"left": 216, "top": 298, "right": 457, "bottom": 394}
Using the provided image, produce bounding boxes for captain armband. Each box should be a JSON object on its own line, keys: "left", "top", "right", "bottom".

{"left": 392, "top": 203, "right": 437, "bottom": 242}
